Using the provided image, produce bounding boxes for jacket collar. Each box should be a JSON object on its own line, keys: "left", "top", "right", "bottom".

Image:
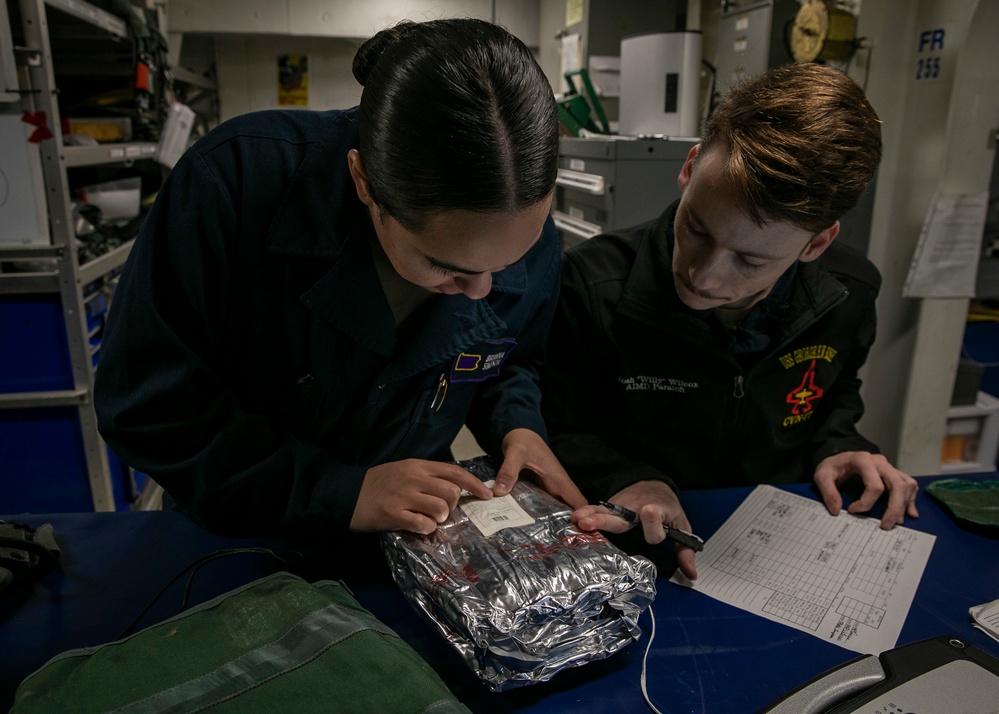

{"left": 618, "top": 201, "right": 848, "bottom": 339}
{"left": 300, "top": 230, "right": 509, "bottom": 379}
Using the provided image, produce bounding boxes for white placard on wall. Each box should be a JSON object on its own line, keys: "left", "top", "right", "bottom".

{"left": 903, "top": 191, "right": 989, "bottom": 298}
{"left": 0, "top": 114, "right": 49, "bottom": 245}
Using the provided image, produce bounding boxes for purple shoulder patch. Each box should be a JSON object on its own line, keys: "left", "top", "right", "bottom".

{"left": 449, "top": 339, "right": 516, "bottom": 383}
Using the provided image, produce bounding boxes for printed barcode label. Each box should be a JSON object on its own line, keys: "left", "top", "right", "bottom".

{"left": 459, "top": 480, "right": 534, "bottom": 536}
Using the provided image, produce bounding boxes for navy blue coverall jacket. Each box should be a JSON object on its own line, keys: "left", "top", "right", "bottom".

{"left": 94, "top": 108, "right": 561, "bottom": 538}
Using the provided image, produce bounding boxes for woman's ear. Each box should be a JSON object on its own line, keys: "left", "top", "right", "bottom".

{"left": 347, "top": 149, "right": 374, "bottom": 206}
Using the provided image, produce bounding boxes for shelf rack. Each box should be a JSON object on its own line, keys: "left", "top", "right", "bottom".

{"left": 0, "top": 0, "right": 159, "bottom": 511}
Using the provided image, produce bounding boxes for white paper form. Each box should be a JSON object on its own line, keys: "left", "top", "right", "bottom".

{"left": 970, "top": 597, "right": 999, "bottom": 645}
{"left": 902, "top": 191, "right": 989, "bottom": 298}
{"left": 670, "top": 485, "right": 936, "bottom": 655}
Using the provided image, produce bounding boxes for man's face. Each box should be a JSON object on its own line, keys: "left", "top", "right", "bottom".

{"left": 672, "top": 145, "right": 837, "bottom": 311}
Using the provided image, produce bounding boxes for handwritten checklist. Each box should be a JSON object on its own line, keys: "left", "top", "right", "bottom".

{"left": 671, "top": 485, "right": 936, "bottom": 654}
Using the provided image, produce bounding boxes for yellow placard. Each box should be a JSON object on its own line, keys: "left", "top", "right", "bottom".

{"left": 277, "top": 54, "right": 308, "bottom": 106}
{"left": 565, "top": 0, "right": 583, "bottom": 27}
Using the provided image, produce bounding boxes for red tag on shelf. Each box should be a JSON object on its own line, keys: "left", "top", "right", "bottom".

{"left": 21, "top": 111, "right": 53, "bottom": 142}
{"left": 135, "top": 62, "right": 151, "bottom": 92}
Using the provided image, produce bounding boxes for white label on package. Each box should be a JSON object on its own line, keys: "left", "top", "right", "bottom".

{"left": 460, "top": 480, "right": 535, "bottom": 537}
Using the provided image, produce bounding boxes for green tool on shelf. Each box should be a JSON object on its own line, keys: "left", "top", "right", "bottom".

{"left": 556, "top": 69, "right": 611, "bottom": 136}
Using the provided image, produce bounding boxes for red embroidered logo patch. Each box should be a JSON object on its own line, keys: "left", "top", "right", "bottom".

{"left": 786, "top": 359, "right": 824, "bottom": 415}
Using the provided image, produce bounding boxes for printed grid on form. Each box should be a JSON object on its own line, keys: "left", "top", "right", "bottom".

{"left": 673, "top": 485, "right": 935, "bottom": 654}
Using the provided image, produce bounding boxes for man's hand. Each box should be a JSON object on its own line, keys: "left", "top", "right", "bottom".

{"left": 351, "top": 459, "right": 493, "bottom": 534}
{"left": 571, "top": 480, "right": 698, "bottom": 580}
{"left": 492, "top": 428, "right": 587, "bottom": 509}
{"left": 813, "top": 451, "right": 919, "bottom": 529}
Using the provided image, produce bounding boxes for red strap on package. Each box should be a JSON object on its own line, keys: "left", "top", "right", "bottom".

{"left": 21, "top": 111, "right": 54, "bottom": 143}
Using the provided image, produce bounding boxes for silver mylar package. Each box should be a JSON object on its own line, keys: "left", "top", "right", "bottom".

{"left": 380, "top": 458, "right": 657, "bottom": 691}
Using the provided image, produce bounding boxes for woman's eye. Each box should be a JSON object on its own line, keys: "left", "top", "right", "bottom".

{"left": 429, "top": 262, "right": 455, "bottom": 276}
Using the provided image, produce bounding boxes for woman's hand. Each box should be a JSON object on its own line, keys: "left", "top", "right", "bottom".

{"left": 351, "top": 459, "right": 493, "bottom": 534}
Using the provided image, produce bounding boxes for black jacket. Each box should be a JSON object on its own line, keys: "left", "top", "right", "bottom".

{"left": 542, "top": 202, "right": 881, "bottom": 502}
{"left": 95, "top": 108, "right": 561, "bottom": 538}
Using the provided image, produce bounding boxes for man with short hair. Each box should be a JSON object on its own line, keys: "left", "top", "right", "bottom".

{"left": 542, "top": 63, "right": 918, "bottom": 580}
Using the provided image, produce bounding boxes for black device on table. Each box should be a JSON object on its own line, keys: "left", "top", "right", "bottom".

{"left": 759, "top": 636, "right": 999, "bottom": 713}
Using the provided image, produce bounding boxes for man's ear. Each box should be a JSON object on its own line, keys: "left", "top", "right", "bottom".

{"left": 347, "top": 149, "right": 375, "bottom": 207}
{"left": 677, "top": 144, "right": 700, "bottom": 192}
{"left": 799, "top": 221, "right": 840, "bottom": 263}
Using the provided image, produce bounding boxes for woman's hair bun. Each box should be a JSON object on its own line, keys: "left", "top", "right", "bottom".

{"left": 352, "top": 20, "right": 418, "bottom": 87}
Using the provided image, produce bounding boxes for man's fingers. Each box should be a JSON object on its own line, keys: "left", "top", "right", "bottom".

{"left": 639, "top": 506, "right": 669, "bottom": 545}
{"left": 676, "top": 548, "right": 698, "bottom": 581}
{"left": 845, "top": 461, "right": 886, "bottom": 514}
{"left": 571, "top": 508, "right": 635, "bottom": 534}
{"left": 879, "top": 480, "right": 911, "bottom": 528}
{"left": 878, "top": 469, "right": 920, "bottom": 529}
{"left": 879, "top": 502, "right": 905, "bottom": 529}
{"left": 814, "top": 475, "right": 844, "bottom": 516}
{"left": 639, "top": 507, "right": 699, "bottom": 579}
{"left": 813, "top": 452, "right": 920, "bottom": 529}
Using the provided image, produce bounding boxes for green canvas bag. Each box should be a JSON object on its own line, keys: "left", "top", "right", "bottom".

{"left": 12, "top": 571, "right": 470, "bottom": 714}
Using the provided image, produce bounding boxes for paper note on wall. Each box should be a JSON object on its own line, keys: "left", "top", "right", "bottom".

{"left": 565, "top": 0, "right": 583, "bottom": 27}
{"left": 903, "top": 191, "right": 989, "bottom": 298}
{"left": 560, "top": 33, "right": 581, "bottom": 95}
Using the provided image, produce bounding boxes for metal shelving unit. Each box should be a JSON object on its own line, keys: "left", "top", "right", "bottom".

{"left": 0, "top": 0, "right": 158, "bottom": 511}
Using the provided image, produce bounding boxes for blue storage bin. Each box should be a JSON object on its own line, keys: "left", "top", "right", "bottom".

{"left": 1, "top": 280, "right": 135, "bottom": 513}
{"left": 0, "top": 296, "right": 75, "bottom": 393}
{"left": 0, "top": 406, "right": 136, "bottom": 513}
{"left": 963, "top": 321, "right": 999, "bottom": 399}
{"left": 0, "top": 282, "right": 108, "bottom": 393}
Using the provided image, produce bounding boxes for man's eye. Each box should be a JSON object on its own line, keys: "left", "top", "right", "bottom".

{"left": 685, "top": 222, "right": 706, "bottom": 239}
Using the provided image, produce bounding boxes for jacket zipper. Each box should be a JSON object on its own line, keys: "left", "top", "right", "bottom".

{"left": 733, "top": 375, "right": 745, "bottom": 398}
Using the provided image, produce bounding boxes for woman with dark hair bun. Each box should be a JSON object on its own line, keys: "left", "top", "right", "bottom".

{"left": 351, "top": 19, "right": 559, "bottom": 227}
{"left": 94, "top": 18, "right": 585, "bottom": 540}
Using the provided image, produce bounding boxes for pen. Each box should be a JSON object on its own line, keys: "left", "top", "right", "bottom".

{"left": 599, "top": 500, "right": 705, "bottom": 552}
{"left": 429, "top": 373, "right": 448, "bottom": 412}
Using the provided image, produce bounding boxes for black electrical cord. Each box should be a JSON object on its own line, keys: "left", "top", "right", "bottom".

{"left": 118, "top": 547, "right": 302, "bottom": 639}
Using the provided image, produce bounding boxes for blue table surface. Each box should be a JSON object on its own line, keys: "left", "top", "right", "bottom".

{"left": 1, "top": 473, "right": 997, "bottom": 713}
